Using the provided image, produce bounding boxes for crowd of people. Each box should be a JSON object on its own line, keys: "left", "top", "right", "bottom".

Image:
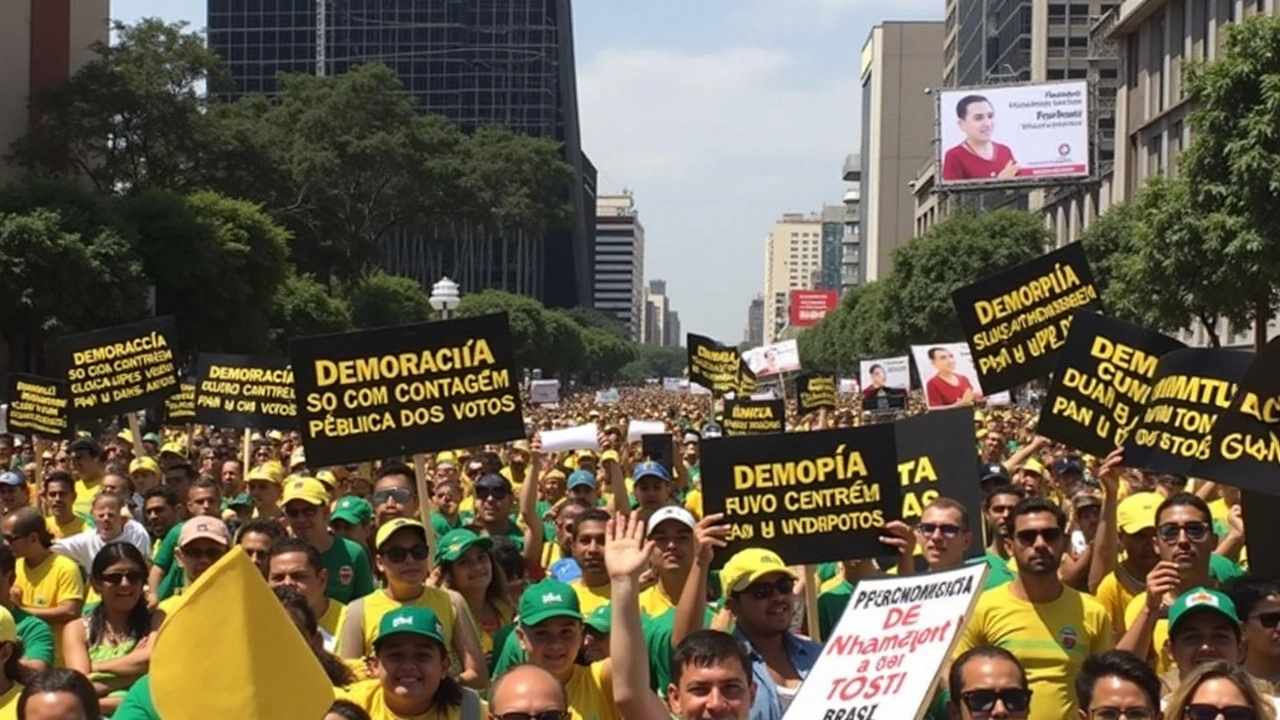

{"left": 0, "top": 384, "right": 1269, "bottom": 720}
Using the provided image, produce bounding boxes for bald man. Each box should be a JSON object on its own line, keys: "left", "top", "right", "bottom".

{"left": 491, "top": 664, "right": 568, "bottom": 718}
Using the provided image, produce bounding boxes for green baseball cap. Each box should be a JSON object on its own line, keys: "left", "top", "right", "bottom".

{"left": 518, "top": 579, "right": 582, "bottom": 627}
{"left": 435, "top": 528, "right": 493, "bottom": 565}
{"left": 330, "top": 495, "right": 373, "bottom": 525}
{"left": 585, "top": 604, "right": 611, "bottom": 634}
{"left": 227, "top": 492, "right": 253, "bottom": 509}
{"left": 373, "top": 606, "right": 446, "bottom": 651}
{"left": 1169, "top": 587, "right": 1240, "bottom": 636}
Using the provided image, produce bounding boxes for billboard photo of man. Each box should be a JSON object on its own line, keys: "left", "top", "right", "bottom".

{"left": 942, "top": 94, "right": 1019, "bottom": 182}
{"left": 921, "top": 346, "right": 974, "bottom": 409}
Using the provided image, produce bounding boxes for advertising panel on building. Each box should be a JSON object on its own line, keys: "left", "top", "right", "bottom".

{"left": 789, "top": 290, "right": 840, "bottom": 328}
{"left": 937, "top": 81, "right": 1089, "bottom": 187}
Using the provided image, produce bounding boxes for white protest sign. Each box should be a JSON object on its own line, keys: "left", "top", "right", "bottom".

{"left": 784, "top": 563, "right": 986, "bottom": 720}
{"left": 530, "top": 379, "right": 560, "bottom": 405}
{"left": 595, "top": 388, "right": 620, "bottom": 404}
{"left": 540, "top": 423, "right": 599, "bottom": 453}
{"left": 626, "top": 420, "right": 665, "bottom": 443}
{"left": 662, "top": 378, "right": 682, "bottom": 391}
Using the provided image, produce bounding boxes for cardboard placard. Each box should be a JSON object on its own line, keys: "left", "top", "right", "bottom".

{"left": 164, "top": 382, "right": 196, "bottom": 423}
{"left": 1036, "top": 312, "right": 1185, "bottom": 456}
{"left": 58, "top": 316, "right": 181, "bottom": 420}
{"left": 952, "top": 242, "right": 1102, "bottom": 393}
{"left": 290, "top": 313, "right": 525, "bottom": 467}
{"left": 5, "top": 374, "right": 73, "bottom": 439}
{"left": 642, "top": 433, "right": 675, "bottom": 474}
{"left": 784, "top": 564, "right": 985, "bottom": 720}
{"left": 194, "top": 354, "right": 297, "bottom": 429}
{"left": 1191, "top": 337, "right": 1280, "bottom": 495}
{"left": 530, "top": 379, "right": 559, "bottom": 405}
{"left": 863, "top": 387, "right": 908, "bottom": 412}
{"left": 722, "top": 398, "right": 786, "bottom": 436}
{"left": 894, "top": 409, "right": 984, "bottom": 559}
{"left": 796, "top": 373, "right": 837, "bottom": 415}
{"left": 1121, "top": 348, "right": 1252, "bottom": 476}
{"left": 701, "top": 424, "right": 900, "bottom": 565}
{"left": 687, "top": 334, "right": 740, "bottom": 396}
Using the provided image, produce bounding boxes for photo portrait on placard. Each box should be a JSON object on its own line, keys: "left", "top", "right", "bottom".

{"left": 910, "top": 343, "right": 988, "bottom": 411}
{"left": 742, "top": 339, "right": 801, "bottom": 378}
{"left": 860, "top": 356, "right": 910, "bottom": 396}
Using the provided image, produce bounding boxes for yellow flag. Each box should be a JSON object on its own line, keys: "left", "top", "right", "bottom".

{"left": 151, "top": 547, "right": 333, "bottom": 720}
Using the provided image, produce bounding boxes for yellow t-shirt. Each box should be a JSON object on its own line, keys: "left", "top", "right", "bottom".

{"left": 45, "top": 515, "right": 87, "bottom": 540}
{"left": 954, "top": 584, "right": 1113, "bottom": 720}
{"left": 340, "top": 588, "right": 457, "bottom": 659}
{"left": 638, "top": 584, "right": 677, "bottom": 619}
{"left": 1095, "top": 571, "right": 1139, "bottom": 637}
{"left": 1124, "top": 592, "right": 1174, "bottom": 677}
{"left": 565, "top": 661, "right": 618, "bottom": 720}
{"left": 72, "top": 478, "right": 103, "bottom": 518}
{"left": 0, "top": 682, "right": 21, "bottom": 720}
{"left": 338, "top": 679, "right": 487, "bottom": 720}
{"left": 16, "top": 553, "right": 85, "bottom": 664}
{"left": 319, "top": 599, "right": 345, "bottom": 638}
{"left": 569, "top": 579, "right": 610, "bottom": 617}
{"left": 684, "top": 489, "right": 703, "bottom": 519}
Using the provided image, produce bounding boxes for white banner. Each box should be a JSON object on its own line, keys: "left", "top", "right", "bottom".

{"left": 784, "top": 563, "right": 986, "bottom": 720}
{"left": 662, "top": 378, "right": 682, "bottom": 391}
{"left": 529, "top": 379, "right": 559, "bottom": 405}
{"left": 595, "top": 388, "right": 620, "bottom": 404}
{"left": 742, "top": 339, "right": 801, "bottom": 378}
{"left": 838, "top": 378, "right": 859, "bottom": 395}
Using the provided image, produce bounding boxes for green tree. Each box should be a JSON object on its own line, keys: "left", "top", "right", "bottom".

{"left": 539, "top": 310, "right": 587, "bottom": 376}
{"left": 269, "top": 274, "right": 352, "bottom": 353}
{"left": 562, "top": 307, "right": 630, "bottom": 341}
{"left": 347, "top": 271, "right": 433, "bottom": 329}
{"left": 583, "top": 328, "right": 639, "bottom": 379}
{"left": 454, "top": 289, "right": 550, "bottom": 369}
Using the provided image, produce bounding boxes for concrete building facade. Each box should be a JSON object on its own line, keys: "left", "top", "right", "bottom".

{"left": 763, "top": 213, "right": 823, "bottom": 343}
{"left": 840, "top": 154, "right": 863, "bottom": 294}
{"left": 642, "top": 280, "right": 681, "bottom": 347}
{"left": 744, "top": 294, "right": 765, "bottom": 348}
{"left": 594, "top": 194, "right": 645, "bottom": 341}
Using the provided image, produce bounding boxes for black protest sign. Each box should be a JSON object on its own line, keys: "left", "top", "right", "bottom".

{"left": 1191, "top": 337, "right": 1280, "bottom": 495}
{"left": 1036, "top": 312, "right": 1185, "bottom": 457}
{"left": 796, "top": 373, "right": 837, "bottom": 415}
{"left": 736, "top": 358, "right": 758, "bottom": 396}
{"left": 722, "top": 398, "right": 785, "bottom": 436}
{"left": 894, "top": 409, "right": 983, "bottom": 559}
{"left": 291, "top": 313, "right": 525, "bottom": 467}
{"left": 58, "top": 316, "right": 181, "bottom": 421}
{"left": 194, "top": 354, "right": 297, "bottom": 429}
{"left": 952, "top": 242, "right": 1102, "bottom": 394}
{"left": 164, "top": 383, "right": 196, "bottom": 423}
{"left": 6, "top": 374, "right": 73, "bottom": 439}
{"left": 687, "top": 334, "right": 739, "bottom": 395}
{"left": 1121, "top": 348, "right": 1253, "bottom": 476}
{"left": 701, "top": 424, "right": 900, "bottom": 565}
{"left": 642, "top": 434, "right": 675, "bottom": 474}
{"left": 862, "top": 387, "right": 908, "bottom": 412}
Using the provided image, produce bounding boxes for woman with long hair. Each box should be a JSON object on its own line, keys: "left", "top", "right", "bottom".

{"left": 432, "top": 528, "right": 514, "bottom": 666}
{"left": 62, "top": 542, "right": 153, "bottom": 715}
{"left": 1165, "top": 660, "right": 1276, "bottom": 720}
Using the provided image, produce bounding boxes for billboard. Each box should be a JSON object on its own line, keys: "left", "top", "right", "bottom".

{"left": 789, "top": 290, "right": 839, "bottom": 328}
{"left": 937, "top": 81, "right": 1089, "bottom": 187}
{"left": 742, "top": 340, "right": 800, "bottom": 378}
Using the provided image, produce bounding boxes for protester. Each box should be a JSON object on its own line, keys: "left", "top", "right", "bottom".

{"left": 3, "top": 508, "right": 84, "bottom": 668}
{"left": 1224, "top": 575, "right": 1280, "bottom": 691}
{"left": 488, "top": 664, "right": 568, "bottom": 720}
{"left": 1164, "top": 660, "right": 1276, "bottom": 720}
{"left": 948, "top": 646, "right": 1032, "bottom": 720}
{"left": 432, "top": 528, "right": 514, "bottom": 665}
{"left": 1075, "top": 650, "right": 1162, "bottom": 720}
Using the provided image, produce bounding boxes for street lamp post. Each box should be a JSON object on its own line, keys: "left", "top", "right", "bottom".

{"left": 428, "top": 276, "right": 461, "bottom": 320}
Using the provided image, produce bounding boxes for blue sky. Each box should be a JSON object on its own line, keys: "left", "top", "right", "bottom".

{"left": 112, "top": 0, "right": 940, "bottom": 342}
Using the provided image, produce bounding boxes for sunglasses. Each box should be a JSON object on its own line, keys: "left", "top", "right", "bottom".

{"left": 960, "top": 688, "right": 1033, "bottom": 714}
{"left": 101, "top": 570, "right": 146, "bottom": 586}
{"left": 1014, "top": 527, "right": 1063, "bottom": 545}
{"left": 1089, "top": 708, "right": 1156, "bottom": 720}
{"left": 1253, "top": 612, "right": 1280, "bottom": 629}
{"left": 1185, "top": 705, "right": 1256, "bottom": 720}
{"left": 381, "top": 544, "right": 429, "bottom": 564}
{"left": 494, "top": 713, "right": 569, "bottom": 720}
{"left": 182, "top": 546, "right": 226, "bottom": 562}
{"left": 917, "top": 523, "right": 962, "bottom": 538}
{"left": 372, "top": 488, "right": 413, "bottom": 505}
{"left": 475, "top": 487, "right": 510, "bottom": 502}
{"left": 739, "top": 577, "right": 796, "bottom": 601}
{"left": 285, "top": 505, "right": 320, "bottom": 519}
{"left": 1157, "top": 521, "right": 1210, "bottom": 544}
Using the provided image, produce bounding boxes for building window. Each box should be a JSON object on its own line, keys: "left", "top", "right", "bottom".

{"left": 1067, "top": 67, "right": 1087, "bottom": 78}
{"left": 1048, "top": 68, "right": 1066, "bottom": 79}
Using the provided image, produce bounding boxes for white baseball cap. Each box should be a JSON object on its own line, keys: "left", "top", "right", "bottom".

{"left": 646, "top": 506, "right": 696, "bottom": 537}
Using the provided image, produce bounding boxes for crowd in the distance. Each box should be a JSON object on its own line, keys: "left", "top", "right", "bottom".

{"left": 0, "top": 386, "right": 1270, "bottom": 720}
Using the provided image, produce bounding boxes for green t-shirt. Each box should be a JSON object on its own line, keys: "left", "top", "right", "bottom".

{"left": 977, "top": 552, "right": 1017, "bottom": 589}
{"left": 13, "top": 607, "right": 53, "bottom": 667}
{"left": 152, "top": 524, "right": 182, "bottom": 574}
{"left": 817, "top": 580, "right": 857, "bottom": 640}
{"left": 113, "top": 674, "right": 159, "bottom": 720}
{"left": 1210, "top": 552, "right": 1244, "bottom": 583}
{"left": 431, "top": 511, "right": 471, "bottom": 539}
{"left": 321, "top": 536, "right": 375, "bottom": 604}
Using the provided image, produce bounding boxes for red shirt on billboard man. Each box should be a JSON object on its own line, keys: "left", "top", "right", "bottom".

{"left": 861, "top": 364, "right": 888, "bottom": 398}
{"left": 925, "top": 346, "right": 975, "bottom": 408}
{"left": 942, "top": 94, "right": 1020, "bottom": 182}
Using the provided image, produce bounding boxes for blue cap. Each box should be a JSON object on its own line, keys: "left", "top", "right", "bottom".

{"left": 0, "top": 472, "right": 21, "bottom": 487}
{"left": 1053, "top": 456, "right": 1085, "bottom": 476}
{"left": 632, "top": 461, "right": 671, "bottom": 483}
{"left": 567, "top": 470, "right": 596, "bottom": 490}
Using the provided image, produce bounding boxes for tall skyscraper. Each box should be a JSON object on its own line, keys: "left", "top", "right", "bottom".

{"left": 642, "top": 279, "right": 672, "bottom": 347}
{"left": 762, "top": 212, "right": 824, "bottom": 343}
{"left": 859, "top": 22, "right": 944, "bottom": 283}
{"left": 0, "top": 0, "right": 108, "bottom": 185}
{"left": 818, "top": 205, "right": 847, "bottom": 292}
{"left": 744, "top": 294, "right": 765, "bottom": 348}
{"left": 207, "top": 0, "right": 596, "bottom": 309}
{"left": 840, "top": 155, "right": 863, "bottom": 294}
{"left": 594, "top": 193, "right": 645, "bottom": 341}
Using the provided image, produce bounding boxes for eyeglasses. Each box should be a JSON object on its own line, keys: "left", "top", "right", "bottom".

{"left": 492, "top": 712, "right": 570, "bottom": 720}
{"left": 475, "top": 487, "right": 510, "bottom": 502}
{"left": 1090, "top": 707, "right": 1157, "bottom": 720}
{"left": 182, "top": 546, "right": 226, "bottom": 562}
{"left": 1157, "top": 521, "right": 1210, "bottom": 544}
{"left": 739, "top": 577, "right": 796, "bottom": 601}
{"left": 381, "top": 544, "right": 429, "bottom": 564}
{"left": 284, "top": 505, "right": 320, "bottom": 519}
{"left": 1253, "top": 612, "right": 1280, "bottom": 629}
{"left": 1014, "top": 527, "right": 1063, "bottom": 545}
{"left": 372, "top": 488, "right": 413, "bottom": 505}
{"left": 959, "top": 688, "right": 1033, "bottom": 714}
{"left": 1184, "top": 705, "right": 1256, "bottom": 720}
{"left": 101, "top": 570, "right": 146, "bottom": 586}
{"left": 917, "top": 523, "right": 962, "bottom": 538}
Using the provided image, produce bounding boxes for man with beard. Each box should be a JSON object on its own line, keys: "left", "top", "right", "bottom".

{"left": 983, "top": 484, "right": 1025, "bottom": 569}
{"left": 1119, "top": 493, "right": 1220, "bottom": 679}
{"left": 469, "top": 472, "right": 542, "bottom": 573}
{"left": 954, "top": 496, "right": 1113, "bottom": 720}
{"left": 140, "top": 487, "right": 180, "bottom": 551}
{"left": 370, "top": 463, "right": 419, "bottom": 527}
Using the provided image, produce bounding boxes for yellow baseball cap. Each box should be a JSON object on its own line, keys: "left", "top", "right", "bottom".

{"left": 129, "top": 457, "right": 161, "bottom": 475}
{"left": 1020, "top": 458, "right": 1046, "bottom": 477}
{"left": 0, "top": 607, "right": 18, "bottom": 643}
{"left": 721, "top": 548, "right": 797, "bottom": 596}
{"left": 117, "top": 428, "right": 135, "bottom": 444}
{"left": 159, "top": 442, "right": 187, "bottom": 457}
{"left": 436, "top": 451, "right": 458, "bottom": 468}
{"left": 266, "top": 430, "right": 284, "bottom": 443}
{"left": 247, "top": 461, "right": 285, "bottom": 485}
{"left": 281, "top": 477, "right": 328, "bottom": 506}
{"left": 314, "top": 470, "right": 338, "bottom": 489}
{"left": 375, "top": 518, "right": 427, "bottom": 550}
{"left": 1117, "top": 492, "right": 1161, "bottom": 535}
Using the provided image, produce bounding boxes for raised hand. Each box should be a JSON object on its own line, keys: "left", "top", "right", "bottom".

{"left": 693, "top": 513, "right": 729, "bottom": 565}
{"left": 605, "top": 512, "right": 655, "bottom": 581}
